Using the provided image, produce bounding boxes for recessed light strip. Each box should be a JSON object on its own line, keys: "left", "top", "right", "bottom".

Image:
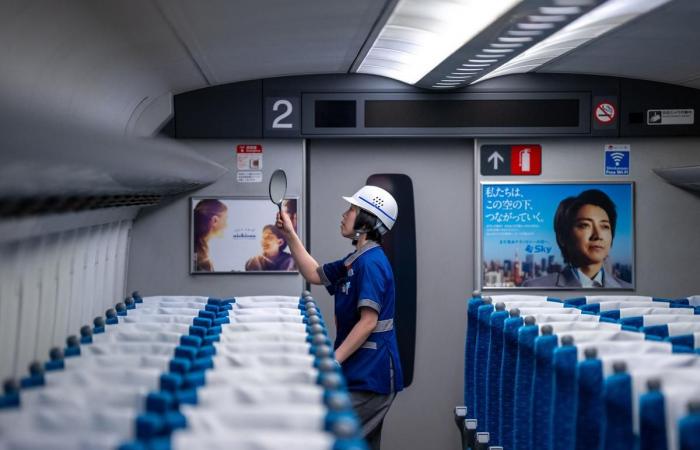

{"left": 415, "top": 0, "right": 604, "bottom": 89}
{"left": 472, "top": 0, "right": 673, "bottom": 84}
{"left": 356, "top": 0, "right": 523, "bottom": 85}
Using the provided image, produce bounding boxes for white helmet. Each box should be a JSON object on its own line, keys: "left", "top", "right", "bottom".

{"left": 342, "top": 185, "right": 398, "bottom": 234}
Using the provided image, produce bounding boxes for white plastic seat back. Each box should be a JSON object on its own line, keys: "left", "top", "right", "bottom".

{"left": 80, "top": 342, "right": 177, "bottom": 357}
{"left": 221, "top": 323, "right": 307, "bottom": 335}
{"left": 234, "top": 301, "right": 302, "bottom": 310}
{"left": 204, "top": 367, "right": 319, "bottom": 386}
{"left": 217, "top": 342, "right": 310, "bottom": 355}
{"left": 485, "top": 295, "right": 552, "bottom": 303}
{"left": 10, "top": 385, "right": 148, "bottom": 410}
{"left": 528, "top": 313, "right": 599, "bottom": 323}
{"left": 497, "top": 301, "right": 563, "bottom": 309}
{"left": 172, "top": 430, "right": 334, "bottom": 450}
{"left": 125, "top": 307, "right": 202, "bottom": 316}
{"left": 0, "top": 405, "right": 134, "bottom": 434}
{"left": 548, "top": 321, "right": 621, "bottom": 333}
{"left": 0, "top": 432, "right": 123, "bottom": 450}
{"left": 556, "top": 329, "right": 644, "bottom": 346}
{"left": 119, "top": 315, "right": 195, "bottom": 325}
{"left": 64, "top": 354, "right": 170, "bottom": 370}
{"left": 600, "top": 354, "right": 700, "bottom": 377}
{"left": 584, "top": 295, "right": 653, "bottom": 304}
{"left": 642, "top": 315, "right": 700, "bottom": 326}
{"left": 518, "top": 307, "right": 581, "bottom": 316}
{"left": 233, "top": 308, "right": 302, "bottom": 316}
{"left": 141, "top": 295, "right": 209, "bottom": 304}
{"left": 230, "top": 314, "right": 304, "bottom": 324}
{"left": 220, "top": 331, "right": 308, "bottom": 343}
{"left": 235, "top": 296, "right": 300, "bottom": 305}
{"left": 93, "top": 330, "right": 183, "bottom": 344}
{"left": 195, "top": 383, "right": 323, "bottom": 407}
{"left": 619, "top": 307, "right": 694, "bottom": 318}
{"left": 181, "top": 404, "right": 326, "bottom": 432}
{"left": 687, "top": 295, "right": 700, "bottom": 307}
{"left": 668, "top": 322, "right": 700, "bottom": 336}
{"left": 597, "top": 301, "right": 658, "bottom": 311}
{"left": 214, "top": 353, "right": 314, "bottom": 369}
{"left": 96, "top": 322, "right": 190, "bottom": 336}
{"left": 42, "top": 367, "right": 162, "bottom": 389}
{"left": 576, "top": 340, "right": 672, "bottom": 360}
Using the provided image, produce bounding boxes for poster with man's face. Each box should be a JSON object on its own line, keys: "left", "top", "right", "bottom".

{"left": 190, "top": 197, "right": 298, "bottom": 273}
{"left": 481, "top": 183, "right": 634, "bottom": 289}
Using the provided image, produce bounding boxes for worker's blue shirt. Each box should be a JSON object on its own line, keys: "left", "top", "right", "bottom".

{"left": 318, "top": 242, "right": 404, "bottom": 394}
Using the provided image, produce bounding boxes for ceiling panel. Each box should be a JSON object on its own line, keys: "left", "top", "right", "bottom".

{"left": 160, "top": 0, "right": 389, "bottom": 85}
{"left": 538, "top": 0, "right": 700, "bottom": 89}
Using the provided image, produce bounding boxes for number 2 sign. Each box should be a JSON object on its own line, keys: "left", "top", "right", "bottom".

{"left": 265, "top": 97, "right": 299, "bottom": 136}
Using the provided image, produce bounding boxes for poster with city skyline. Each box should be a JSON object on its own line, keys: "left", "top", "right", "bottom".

{"left": 481, "top": 182, "right": 634, "bottom": 289}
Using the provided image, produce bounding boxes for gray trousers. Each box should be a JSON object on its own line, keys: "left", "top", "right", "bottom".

{"left": 350, "top": 391, "right": 397, "bottom": 450}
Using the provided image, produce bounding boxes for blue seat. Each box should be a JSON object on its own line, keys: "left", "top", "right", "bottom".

{"left": 679, "top": 401, "right": 700, "bottom": 450}
{"left": 603, "top": 362, "right": 635, "bottom": 450}
{"left": 475, "top": 303, "right": 495, "bottom": 427}
{"left": 668, "top": 334, "right": 699, "bottom": 350}
{"left": 499, "top": 310, "right": 524, "bottom": 450}
{"left": 551, "top": 335, "right": 578, "bottom": 450}
{"left": 486, "top": 304, "right": 509, "bottom": 445}
{"left": 465, "top": 296, "right": 489, "bottom": 414}
{"left": 513, "top": 317, "right": 538, "bottom": 450}
{"left": 639, "top": 378, "right": 667, "bottom": 450}
{"left": 575, "top": 348, "right": 604, "bottom": 450}
{"left": 531, "top": 325, "right": 558, "bottom": 450}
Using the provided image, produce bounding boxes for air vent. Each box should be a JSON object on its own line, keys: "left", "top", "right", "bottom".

{"left": 0, "top": 195, "right": 163, "bottom": 218}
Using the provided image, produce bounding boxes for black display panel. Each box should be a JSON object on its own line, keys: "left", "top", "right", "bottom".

{"left": 365, "top": 99, "right": 580, "bottom": 128}
{"left": 314, "top": 100, "right": 356, "bottom": 128}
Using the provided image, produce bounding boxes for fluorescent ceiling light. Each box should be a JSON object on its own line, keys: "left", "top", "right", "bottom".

{"left": 357, "top": 0, "right": 522, "bottom": 85}
{"left": 473, "top": 0, "right": 673, "bottom": 84}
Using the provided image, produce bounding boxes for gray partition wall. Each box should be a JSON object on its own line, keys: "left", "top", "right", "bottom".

{"left": 127, "top": 139, "right": 305, "bottom": 297}
{"left": 308, "top": 139, "right": 474, "bottom": 450}
{"left": 476, "top": 137, "right": 700, "bottom": 298}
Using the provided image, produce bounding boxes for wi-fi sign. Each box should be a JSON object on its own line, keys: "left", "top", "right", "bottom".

{"left": 605, "top": 146, "right": 630, "bottom": 176}
{"left": 610, "top": 152, "right": 625, "bottom": 166}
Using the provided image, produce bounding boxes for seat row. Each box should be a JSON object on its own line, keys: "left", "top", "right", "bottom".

{"left": 0, "top": 292, "right": 368, "bottom": 450}
{"left": 456, "top": 293, "right": 700, "bottom": 450}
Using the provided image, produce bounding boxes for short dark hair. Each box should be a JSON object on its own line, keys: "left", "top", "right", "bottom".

{"left": 553, "top": 189, "right": 617, "bottom": 263}
{"left": 353, "top": 208, "right": 383, "bottom": 244}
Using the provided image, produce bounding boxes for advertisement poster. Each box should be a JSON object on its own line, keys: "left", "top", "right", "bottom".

{"left": 191, "top": 197, "right": 298, "bottom": 273}
{"left": 481, "top": 183, "right": 634, "bottom": 289}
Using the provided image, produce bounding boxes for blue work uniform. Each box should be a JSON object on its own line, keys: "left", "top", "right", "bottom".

{"left": 318, "top": 242, "right": 404, "bottom": 395}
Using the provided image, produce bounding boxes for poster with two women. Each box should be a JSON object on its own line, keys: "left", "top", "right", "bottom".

{"left": 191, "top": 197, "right": 298, "bottom": 273}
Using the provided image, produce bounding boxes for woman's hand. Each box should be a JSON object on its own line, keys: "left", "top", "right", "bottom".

{"left": 276, "top": 211, "right": 295, "bottom": 237}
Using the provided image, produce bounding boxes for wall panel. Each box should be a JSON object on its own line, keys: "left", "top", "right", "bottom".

{"left": 0, "top": 221, "right": 132, "bottom": 380}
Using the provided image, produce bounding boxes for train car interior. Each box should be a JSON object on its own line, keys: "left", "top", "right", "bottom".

{"left": 1, "top": 1, "right": 700, "bottom": 449}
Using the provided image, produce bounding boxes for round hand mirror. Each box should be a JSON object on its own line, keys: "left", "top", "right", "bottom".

{"left": 269, "top": 169, "right": 287, "bottom": 212}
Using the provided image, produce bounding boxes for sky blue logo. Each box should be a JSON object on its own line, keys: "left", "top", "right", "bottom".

{"left": 604, "top": 146, "right": 630, "bottom": 176}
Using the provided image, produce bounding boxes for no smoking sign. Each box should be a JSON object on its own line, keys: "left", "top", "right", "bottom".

{"left": 594, "top": 101, "right": 616, "bottom": 125}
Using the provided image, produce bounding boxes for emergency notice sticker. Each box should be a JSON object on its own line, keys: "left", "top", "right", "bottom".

{"left": 647, "top": 109, "right": 694, "bottom": 126}
{"left": 236, "top": 171, "right": 263, "bottom": 183}
{"left": 237, "top": 144, "right": 263, "bottom": 170}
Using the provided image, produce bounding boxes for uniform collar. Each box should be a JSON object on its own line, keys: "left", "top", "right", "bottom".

{"left": 344, "top": 241, "right": 381, "bottom": 266}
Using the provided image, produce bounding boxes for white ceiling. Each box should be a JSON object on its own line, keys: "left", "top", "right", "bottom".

{"left": 538, "top": 0, "right": 700, "bottom": 89}
{"left": 0, "top": 0, "right": 699, "bottom": 135}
